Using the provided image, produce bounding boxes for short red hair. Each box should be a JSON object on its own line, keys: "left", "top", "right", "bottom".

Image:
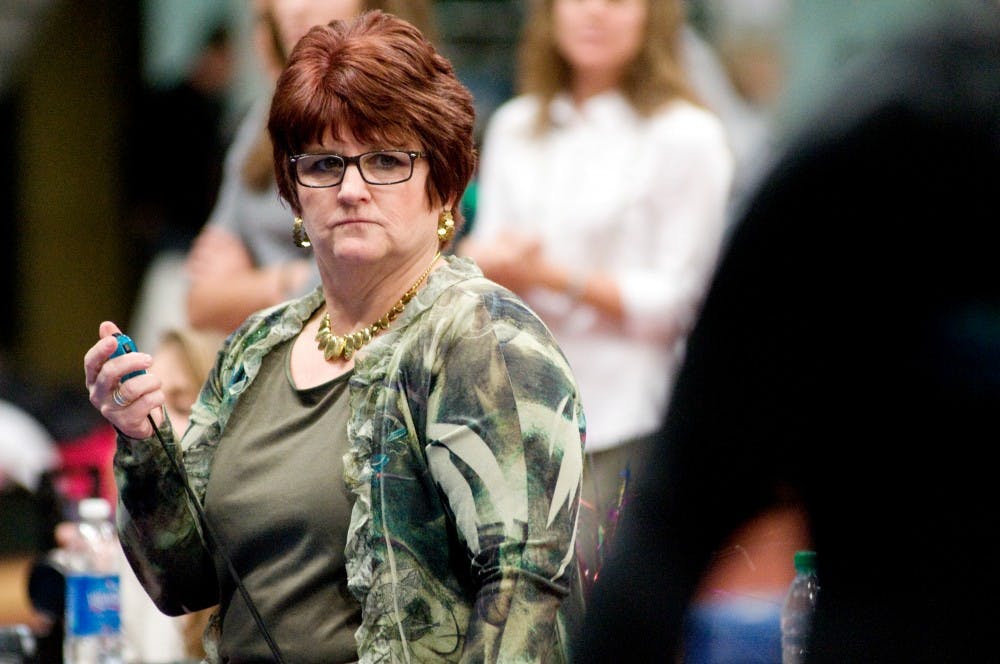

{"left": 268, "top": 10, "right": 476, "bottom": 226}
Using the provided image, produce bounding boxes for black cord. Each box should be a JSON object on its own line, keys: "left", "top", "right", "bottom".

{"left": 147, "top": 414, "right": 287, "bottom": 664}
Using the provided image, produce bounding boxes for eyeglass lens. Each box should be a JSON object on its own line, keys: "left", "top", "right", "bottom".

{"left": 295, "top": 151, "right": 416, "bottom": 187}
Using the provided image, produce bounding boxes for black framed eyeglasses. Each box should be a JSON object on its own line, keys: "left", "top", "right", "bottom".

{"left": 289, "top": 150, "right": 427, "bottom": 188}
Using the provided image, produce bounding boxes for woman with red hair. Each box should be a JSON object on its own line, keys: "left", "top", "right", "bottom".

{"left": 86, "top": 11, "right": 584, "bottom": 663}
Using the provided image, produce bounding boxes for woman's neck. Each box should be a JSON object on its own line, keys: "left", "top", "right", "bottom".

{"left": 570, "top": 67, "right": 623, "bottom": 106}
{"left": 320, "top": 248, "right": 441, "bottom": 334}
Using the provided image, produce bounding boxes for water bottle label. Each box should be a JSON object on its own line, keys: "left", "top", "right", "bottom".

{"left": 66, "top": 574, "right": 121, "bottom": 637}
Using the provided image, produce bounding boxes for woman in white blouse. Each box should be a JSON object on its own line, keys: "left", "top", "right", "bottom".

{"left": 458, "top": 0, "right": 734, "bottom": 589}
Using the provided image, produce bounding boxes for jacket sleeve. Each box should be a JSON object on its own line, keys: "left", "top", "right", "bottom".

{"left": 424, "top": 288, "right": 585, "bottom": 663}
{"left": 112, "top": 337, "right": 236, "bottom": 616}
{"left": 114, "top": 417, "right": 219, "bottom": 616}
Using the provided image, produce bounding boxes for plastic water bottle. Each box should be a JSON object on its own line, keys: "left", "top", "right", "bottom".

{"left": 63, "top": 498, "right": 123, "bottom": 664}
{"left": 780, "top": 550, "right": 819, "bottom": 664}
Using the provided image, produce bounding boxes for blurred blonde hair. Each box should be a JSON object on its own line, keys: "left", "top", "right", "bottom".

{"left": 158, "top": 328, "right": 225, "bottom": 387}
{"left": 518, "top": 0, "right": 697, "bottom": 133}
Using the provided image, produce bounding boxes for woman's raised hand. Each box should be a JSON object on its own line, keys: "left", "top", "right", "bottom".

{"left": 84, "top": 321, "right": 164, "bottom": 439}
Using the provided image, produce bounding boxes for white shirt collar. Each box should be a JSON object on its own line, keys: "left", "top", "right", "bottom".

{"left": 549, "top": 90, "right": 637, "bottom": 128}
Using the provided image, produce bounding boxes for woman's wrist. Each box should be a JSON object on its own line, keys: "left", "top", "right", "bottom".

{"left": 539, "top": 264, "right": 586, "bottom": 303}
{"left": 563, "top": 269, "right": 587, "bottom": 304}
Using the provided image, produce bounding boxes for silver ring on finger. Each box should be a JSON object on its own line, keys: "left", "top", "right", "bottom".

{"left": 112, "top": 387, "right": 130, "bottom": 408}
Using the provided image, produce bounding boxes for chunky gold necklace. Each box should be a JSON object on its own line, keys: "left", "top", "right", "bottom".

{"left": 315, "top": 252, "right": 440, "bottom": 361}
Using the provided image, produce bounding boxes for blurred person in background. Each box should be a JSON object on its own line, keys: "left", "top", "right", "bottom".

{"left": 86, "top": 11, "right": 584, "bottom": 663}
{"left": 184, "top": 0, "right": 436, "bottom": 335}
{"left": 0, "top": 398, "right": 59, "bottom": 638}
{"left": 0, "top": 400, "right": 59, "bottom": 515}
{"left": 126, "top": 23, "right": 237, "bottom": 350}
{"left": 574, "top": 0, "right": 1000, "bottom": 661}
{"left": 458, "top": 0, "right": 733, "bottom": 587}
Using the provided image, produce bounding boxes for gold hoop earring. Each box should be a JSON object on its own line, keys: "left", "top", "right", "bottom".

{"left": 437, "top": 209, "right": 455, "bottom": 248}
{"left": 293, "top": 217, "right": 311, "bottom": 248}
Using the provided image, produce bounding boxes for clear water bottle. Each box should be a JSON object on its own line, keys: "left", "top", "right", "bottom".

{"left": 780, "top": 550, "right": 819, "bottom": 664}
{"left": 63, "top": 498, "right": 123, "bottom": 664}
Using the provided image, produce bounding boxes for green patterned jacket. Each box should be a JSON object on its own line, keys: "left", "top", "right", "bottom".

{"left": 114, "top": 256, "right": 586, "bottom": 663}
